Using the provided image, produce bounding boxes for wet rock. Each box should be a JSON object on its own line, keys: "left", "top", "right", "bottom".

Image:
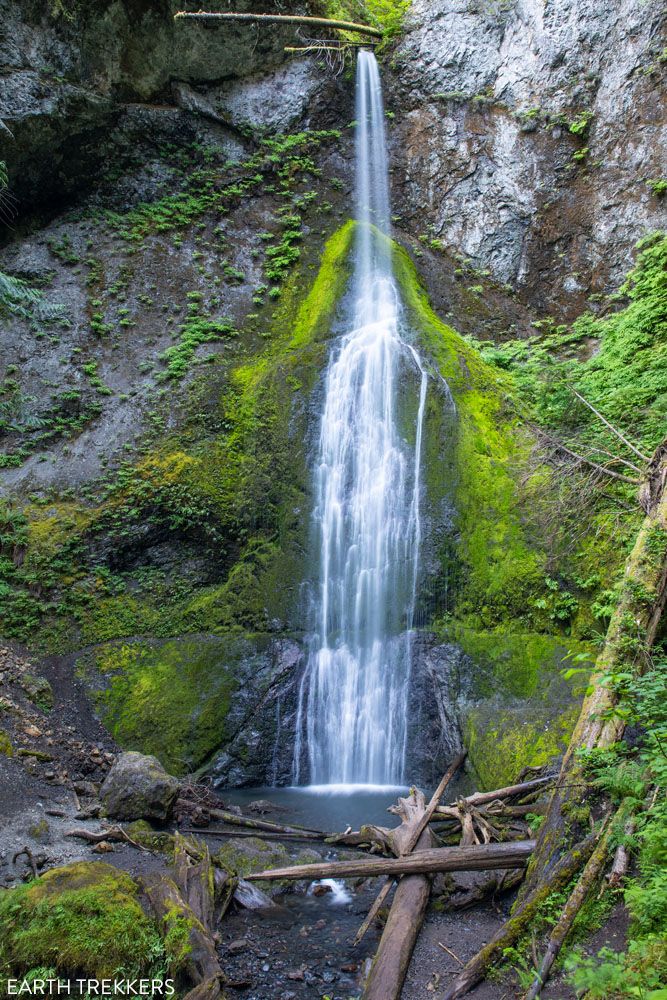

{"left": 99, "top": 751, "right": 179, "bottom": 822}
{"left": 247, "top": 799, "right": 279, "bottom": 814}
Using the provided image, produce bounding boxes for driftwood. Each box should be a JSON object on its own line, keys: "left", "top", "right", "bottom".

{"left": 441, "top": 834, "right": 597, "bottom": 1000}
{"left": 362, "top": 788, "right": 436, "bottom": 1000}
{"left": 65, "top": 825, "right": 149, "bottom": 852}
{"left": 524, "top": 814, "right": 614, "bottom": 999}
{"left": 208, "top": 807, "right": 326, "bottom": 839}
{"left": 354, "top": 753, "right": 467, "bottom": 947}
{"left": 245, "top": 840, "right": 534, "bottom": 882}
{"left": 174, "top": 11, "right": 384, "bottom": 39}
{"left": 434, "top": 775, "right": 555, "bottom": 813}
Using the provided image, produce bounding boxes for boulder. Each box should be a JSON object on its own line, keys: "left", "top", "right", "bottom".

{"left": 99, "top": 751, "right": 179, "bottom": 822}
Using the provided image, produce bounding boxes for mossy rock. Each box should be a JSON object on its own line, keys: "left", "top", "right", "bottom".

{"left": 78, "top": 632, "right": 296, "bottom": 776}
{"left": 0, "top": 729, "right": 13, "bottom": 756}
{"left": 20, "top": 673, "right": 54, "bottom": 711}
{"left": 456, "top": 628, "right": 591, "bottom": 788}
{"left": 0, "top": 862, "right": 164, "bottom": 984}
{"left": 213, "top": 836, "right": 321, "bottom": 894}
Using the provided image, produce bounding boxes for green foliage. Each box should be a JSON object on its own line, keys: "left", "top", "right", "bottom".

{"left": 480, "top": 231, "right": 667, "bottom": 459}
{"left": 159, "top": 316, "right": 238, "bottom": 381}
{"left": 0, "top": 863, "right": 166, "bottom": 985}
{"left": 569, "top": 659, "right": 667, "bottom": 996}
{"left": 0, "top": 271, "right": 64, "bottom": 324}
{"left": 324, "top": 0, "right": 411, "bottom": 41}
{"left": 646, "top": 179, "right": 667, "bottom": 197}
{"left": 568, "top": 110, "right": 594, "bottom": 136}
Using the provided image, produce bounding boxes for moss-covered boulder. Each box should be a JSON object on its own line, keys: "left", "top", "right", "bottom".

{"left": 99, "top": 750, "right": 179, "bottom": 821}
{"left": 0, "top": 862, "right": 164, "bottom": 984}
{"left": 213, "top": 836, "right": 321, "bottom": 895}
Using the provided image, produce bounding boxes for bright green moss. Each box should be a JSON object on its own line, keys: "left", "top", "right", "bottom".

{"left": 392, "top": 241, "right": 554, "bottom": 629}
{"left": 81, "top": 636, "right": 241, "bottom": 774}
{"left": 0, "top": 863, "right": 164, "bottom": 984}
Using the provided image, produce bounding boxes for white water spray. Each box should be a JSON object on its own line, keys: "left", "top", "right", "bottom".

{"left": 294, "top": 51, "right": 428, "bottom": 786}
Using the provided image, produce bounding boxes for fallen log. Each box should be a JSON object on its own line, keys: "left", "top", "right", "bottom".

{"left": 208, "top": 807, "right": 326, "bottom": 839}
{"left": 354, "top": 753, "right": 467, "bottom": 947}
{"left": 441, "top": 834, "right": 596, "bottom": 1000}
{"left": 361, "top": 786, "right": 438, "bottom": 999}
{"left": 142, "top": 872, "right": 223, "bottom": 987}
{"left": 609, "top": 813, "right": 637, "bottom": 888}
{"left": 245, "top": 840, "right": 534, "bottom": 882}
{"left": 525, "top": 813, "right": 613, "bottom": 999}
{"left": 174, "top": 11, "right": 384, "bottom": 39}
{"left": 363, "top": 832, "right": 432, "bottom": 1000}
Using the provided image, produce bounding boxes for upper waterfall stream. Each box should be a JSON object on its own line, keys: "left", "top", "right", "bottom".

{"left": 294, "top": 51, "right": 428, "bottom": 787}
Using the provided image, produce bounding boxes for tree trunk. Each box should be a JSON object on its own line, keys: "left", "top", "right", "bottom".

{"left": 245, "top": 840, "right": 535, "bottom": 882}
{"left": 142, "top": 873, "right": 223, "bottom": 986}
{"left": 520, "top": 463, "right": 667, "bottom": 901}
{"left": 441, "top": 834, "right": 596, "bottom": 1000}
{"left": 524, "top": 813, "right": 614, "bottom": 999}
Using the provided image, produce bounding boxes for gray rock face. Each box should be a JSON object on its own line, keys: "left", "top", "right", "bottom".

{"left": 0, "top": 0, "right": 324, "bottom": 210}
{"left": 99, "top": 751, "right": 179, "bottom": 821}
{"left": 389, "top": 0, "right": 667, "bottom": 315}
{"left": 405, "top": 638, "right": 468, "bottom": 785}
{"left": 211, "top": 638, "right": 305, "bottom": 788}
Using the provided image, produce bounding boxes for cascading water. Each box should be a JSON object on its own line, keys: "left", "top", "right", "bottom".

{"left": 294, "top": 51, "right": 428, "bottom": 787}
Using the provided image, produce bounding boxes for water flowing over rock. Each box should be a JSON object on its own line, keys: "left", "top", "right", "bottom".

{"left": 294, "top": 52, "right": 431, "bottom": 787}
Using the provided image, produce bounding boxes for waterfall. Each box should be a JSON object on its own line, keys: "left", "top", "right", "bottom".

{"left": 294, "top": 51, "right": 428, "bottom": 787}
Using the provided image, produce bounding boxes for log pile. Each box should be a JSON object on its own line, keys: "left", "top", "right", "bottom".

{"left": 62, "top": 760, "right": 611, "bottom": 998}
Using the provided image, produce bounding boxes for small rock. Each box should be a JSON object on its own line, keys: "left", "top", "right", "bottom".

{"left": 24, "top": 725, "right": 42, "bottom": 738}
{"left": 286, "top": 970, "right": 304, "bottom": 982}
{"left": 312, "top": 883, "right": 332, "bottom": 896}
{"left": 227, "top": 938, "right": 250, "bottom": 954}
{"left": 93, "top": 840, "right": 114, "bottom": 853}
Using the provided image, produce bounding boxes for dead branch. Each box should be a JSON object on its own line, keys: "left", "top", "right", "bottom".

{"left": 530, "top": 425, "right": 640, "bottom": 484}
{"left": 571, "top": 388, "right": 650, "bottom": 463}
{"left": 524, "top": 812, "right": 614, "bottom": 999}
{"left": 174, "top": 11, "right": 383, "bottom": 38}
{"left": 208, "top": 807, "right": 326, "bottom": 839}
{"left": 12, "top": 846, "right": 37, "bottom": 879}
{"left": 65, "top": 825, "right": 149, "bottom": 852}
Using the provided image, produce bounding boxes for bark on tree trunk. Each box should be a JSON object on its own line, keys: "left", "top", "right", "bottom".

{"left": 173, "top": 11, "right": 384, "bottom": 38}
{"left": 520, "top": 463, "right": 667, "bottom": 901}
{"left": 245, "top": 840, "right": 535, "bottom": 881}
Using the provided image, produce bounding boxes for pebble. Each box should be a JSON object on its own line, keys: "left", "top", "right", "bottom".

{"left": 227, "top": 938, "right": 250, "bottom": 954}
